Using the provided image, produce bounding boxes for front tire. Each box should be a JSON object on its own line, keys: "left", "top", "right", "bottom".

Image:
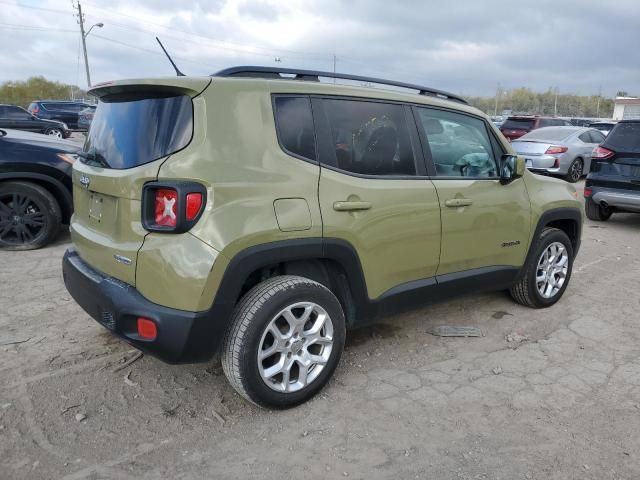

{"left": 45, "top": 128, "right": 63, "bottom": 138}
{"left": 510, "top": 228, "right": 574, "bottom": 308}
{"left": 0, "top": 181, "right": 62, "bottom": 250}
{"left": 222, "top": 275, "right": 346, "bottom": 409}
{"left": 564, "top": 158, "right": 583, "bottom": 183}
{"left": 585, "top": 198, "right": 612, "bottom": 221}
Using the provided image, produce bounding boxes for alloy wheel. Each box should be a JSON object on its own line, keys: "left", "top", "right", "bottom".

{"left": 569, "top": 159, "right": 583, "bottom": 182}
{"left": 47, "top": 129, "right": 63, "bottom": 138}
{"left": 0, "top": 192, "right": 46, "bottom": 246}
{"left": 536, "top": 242, "right": 569, "bottom": 299}
{"left": 257, "top": 301, "right": 334, "bottom": 393}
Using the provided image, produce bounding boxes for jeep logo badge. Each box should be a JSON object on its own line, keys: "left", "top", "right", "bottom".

{"left": 79, "top": 175, "right": 90, "bottom": 188}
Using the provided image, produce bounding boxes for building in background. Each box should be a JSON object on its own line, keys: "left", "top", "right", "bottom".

{"left": 613, "top": 97, "right": 640, "bottom": 120}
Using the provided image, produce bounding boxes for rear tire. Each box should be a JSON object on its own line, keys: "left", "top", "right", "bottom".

{"left": 564, "top": 158, "right": 583, "bottom": 183}
{"left": 222, "top": 275, "right": 346, "bottom": 409}
{"left": 0, "top": 181, "right": 61, "bottom": 250}
{"left": 585, "top": 198, "right": 612, "bottom": 221}
{"left": 510, "top": 228, "right": 574, "bottom": 308}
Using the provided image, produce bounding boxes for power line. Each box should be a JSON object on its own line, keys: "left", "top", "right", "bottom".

{"left": 0, "top": 22, "right": 75, "bottom": 32}
{"left": 80, "top": 0, "right": 333, "bottom": 60}
{"left": 0, "top": 1, "right": 72, "bottom": 16}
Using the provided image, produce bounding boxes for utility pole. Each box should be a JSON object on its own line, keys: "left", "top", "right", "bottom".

{"left": 494, "top": 83, "right": 501, "bottom": 117}
{"left": 74, "top": 2, "right": 102, "bottom": 88}
{"left": 596, "top": 84, "right": 602, "bottom": 118}
{"left": 554, "top": 87, "right": 558, "bottom": 116}
{"left": 332, "top": 54, "right": 336, "bottom": 83}
{"left": 75, "top": 2, "right": 91, "bottom": 88}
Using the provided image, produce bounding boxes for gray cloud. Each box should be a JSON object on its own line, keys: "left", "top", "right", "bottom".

{"left": 0, "top": 0, "right": 638, "bottom": 97}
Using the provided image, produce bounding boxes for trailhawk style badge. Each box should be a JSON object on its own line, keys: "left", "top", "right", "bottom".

{"left": 79, "top": 175, "right": 90, "bottom": 189}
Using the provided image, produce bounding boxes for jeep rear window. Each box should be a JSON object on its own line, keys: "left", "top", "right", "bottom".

{"left": 83, "top": 93, "right": 193, "bottom": 169}
{"left": 501, "top": 119, "right": 535, "bottom": 130}
{"left": 604, "top": 122, "right": 640, "bottom": 152}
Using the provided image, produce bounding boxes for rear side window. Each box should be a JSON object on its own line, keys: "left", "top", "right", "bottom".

{"left": 273, "top": 97, "right": 316, "bottom": 161}
{"left": 416, "top": 107, "right": 498, "bottom": 178}
{"left": 605, "top": 123, "right": 640, "bottom": 152}
{"left": 589, "top": 130, "right": 605, "bottom": 143}
{"left": 502, "top": 118, "right": 535, "bottom": 130}
{"left": 83, "top": 93, "right": 193, "bottom": 169}
{"left": 321, "top": 99, "right": 416, "bottom": 176}
{"left": 578, "top": 132, "right": 592, "bottom": 143}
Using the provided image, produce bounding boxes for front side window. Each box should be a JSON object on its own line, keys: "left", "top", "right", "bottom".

{"left": 322, "top": 99, "right": 416, "bottom": 176}
{"left": 273, "top": 96, "right": 316, "bottom": 161}
{"left": 416, "top": 107, "right": 498, "bottom": 178}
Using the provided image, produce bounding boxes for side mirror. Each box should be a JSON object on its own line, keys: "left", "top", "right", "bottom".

{"left": 499, "top": 154, "right": 525, "bottom": 184}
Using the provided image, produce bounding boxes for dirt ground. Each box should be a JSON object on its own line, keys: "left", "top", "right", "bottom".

{"left": 2, "top": 183, "right": 640, "bottom": 480}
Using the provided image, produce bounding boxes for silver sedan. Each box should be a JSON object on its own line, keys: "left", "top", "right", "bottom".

{"left": 511, "top": 126, "right": 606, "bottom": 183}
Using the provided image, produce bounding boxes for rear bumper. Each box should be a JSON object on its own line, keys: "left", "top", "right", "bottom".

{"left": 590, "top": 187, "right": 640, "bottom": 212}
{"left": 62, "top": 248, "right": 224, "bottom": 364}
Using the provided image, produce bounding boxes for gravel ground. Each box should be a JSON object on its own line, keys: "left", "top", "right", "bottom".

{"left": 1, "top": 183, "right": 640, "bottom": 479}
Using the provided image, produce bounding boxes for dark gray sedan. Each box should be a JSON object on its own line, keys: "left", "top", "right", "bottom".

{"left": 511, "top": 126, "right": 606, "bottom": 183}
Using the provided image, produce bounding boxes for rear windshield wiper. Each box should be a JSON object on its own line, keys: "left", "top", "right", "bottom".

{"left": 77, "top": 150, "right": 110, "bottom": 168}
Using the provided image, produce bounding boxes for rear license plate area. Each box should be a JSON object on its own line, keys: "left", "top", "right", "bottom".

{"left": 88, "top": 193, "right": 104, "bottom": 222}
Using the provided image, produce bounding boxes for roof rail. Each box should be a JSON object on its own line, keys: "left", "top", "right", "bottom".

{"left": 213, "top": 66, "right": 468, "bottom": 105}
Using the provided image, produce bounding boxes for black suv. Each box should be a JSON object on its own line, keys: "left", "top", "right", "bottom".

{"left": 0, "top": 128, "right": 78, "bottom": 249}
{"left": 0, "top": 104, "right": 70, "bottom": 138}
{"left": 585, "top": 120, "right": 640, "bottom": 221}
{"left": 27, "top": 100, "right": 92, "bottom": 131}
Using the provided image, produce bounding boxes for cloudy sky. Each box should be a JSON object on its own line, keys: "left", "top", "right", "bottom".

{"left": 0, "top": 0, "right": 638, "bottom": 97}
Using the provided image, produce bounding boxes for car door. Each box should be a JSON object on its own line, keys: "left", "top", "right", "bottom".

{"left": 413, "top": 106, "right": 531, "bottom": 277}
{"left": 314, "top": 97, "right": 441, "bottom": 300}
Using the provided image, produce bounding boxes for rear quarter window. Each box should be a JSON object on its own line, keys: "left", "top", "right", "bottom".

{"left": 273, "top": 96, "right": 316, "bottom": 161}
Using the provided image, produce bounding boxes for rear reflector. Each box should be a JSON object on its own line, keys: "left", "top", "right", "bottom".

{"left": 545, "top": 146, "right": 568, "bottom": 155}
{"left": 137, "top": 317, "right": 157, "bottom": 340}
{"left": 592, "top": 146, "right": 614, "bottom": 160}
{"left": 185, "top": 192, "right": 203, "bottom": 221}
{"left": 584, "top": 187, "right": 593, "bottom": 198}
{"left": 154, "top": 189, "right": 178, "bottom": 227}
{"left": 553, "top": 158, "right": 560, "bottom": 168}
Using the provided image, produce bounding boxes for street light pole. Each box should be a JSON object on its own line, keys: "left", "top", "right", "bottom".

{"left": 75, "top": 1, "right": 103, "bottom": 88}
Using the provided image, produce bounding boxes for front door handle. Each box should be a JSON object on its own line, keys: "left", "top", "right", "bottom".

{"left": 444, "top": 198, "right": 473, "bottom": 207}
{"left": 333, "top": 201, "right": 372, "bottom": 211}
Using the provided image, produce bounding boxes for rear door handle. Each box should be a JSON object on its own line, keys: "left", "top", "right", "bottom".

{"left": 444, "top": 198, "right": 473, "bottom": 207}
{"left": 333, "top": 201, "right": 372, "bottom": 211}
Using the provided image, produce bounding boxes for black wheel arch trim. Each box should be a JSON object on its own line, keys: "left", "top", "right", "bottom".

{"left": 520, "top": 207, "right": 582, "bottom": 278}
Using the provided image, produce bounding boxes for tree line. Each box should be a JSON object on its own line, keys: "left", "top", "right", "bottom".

{"left": 0, "top": 77, "right": 88, "bottom": 108}
{"left": 465, "top": 87, "right": 615, "bottom": 119}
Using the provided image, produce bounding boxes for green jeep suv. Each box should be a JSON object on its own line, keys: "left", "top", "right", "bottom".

{"left": 62, "top": 67, "right": 583, "bottom": 408}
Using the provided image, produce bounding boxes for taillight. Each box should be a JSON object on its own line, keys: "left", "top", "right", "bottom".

{"left": 185, "top": 192, "right": 203, "bottom": 221}
{"left": 584, "top": 187, "right": 593, "bottom": 198}
{"left": 142, "top": 182, "right": 206, "bottom": 233}
{"left": 592, "top": 146, "right": 614, "bottom": 160}
{"left": 154, "top": 189, "right": 178, "bottom": 227}
{"left": 545, "top": 146, "right": 568, "bottom": 155}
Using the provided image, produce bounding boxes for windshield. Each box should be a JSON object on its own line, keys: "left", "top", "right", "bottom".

{"left": 501, "top": 118, "right": 535, "bottom": 130}
{"left": 519, "top": 128, "right": 573, "bottom": 142}
{"left": 83, "top": 93, "right": 193, "bottom": 169}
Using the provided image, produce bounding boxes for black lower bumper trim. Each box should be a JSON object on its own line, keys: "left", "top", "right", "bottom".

{"left": 62, "top": 248, "right": 225, "bottom": 364}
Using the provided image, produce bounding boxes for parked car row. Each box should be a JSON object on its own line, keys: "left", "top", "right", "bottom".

{"left": 0, "top": 100, "right": 97, "bottom": 140}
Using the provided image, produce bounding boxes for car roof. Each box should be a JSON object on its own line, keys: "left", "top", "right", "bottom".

{"left": 0, "top": 128, "right": 79, "bottom": 149}
{"left": 89, "top": 70, "right": 485, "bottom": 117}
